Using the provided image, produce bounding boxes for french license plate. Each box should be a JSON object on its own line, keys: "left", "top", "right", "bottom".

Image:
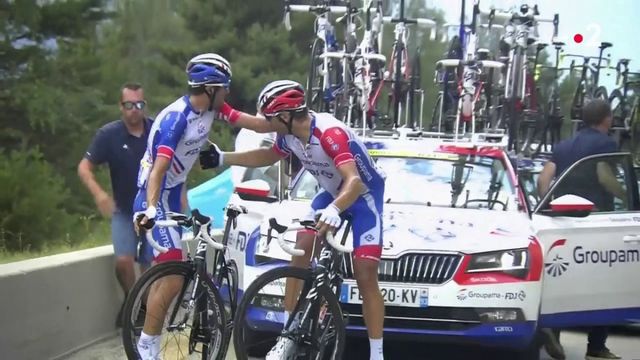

{"left": 340, "top": 283, "right": 428, "bottom": 308}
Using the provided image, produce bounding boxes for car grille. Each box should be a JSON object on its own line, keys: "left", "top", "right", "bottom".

{"left": 342, "top": 253, "right": 462, "bottom": 284}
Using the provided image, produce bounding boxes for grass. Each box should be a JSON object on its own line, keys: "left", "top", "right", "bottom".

{"left": 0, "top": 221, "right": 112, "bottom": 265}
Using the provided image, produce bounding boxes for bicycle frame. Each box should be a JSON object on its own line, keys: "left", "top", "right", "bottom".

{"left": 266, "top": 219, "right": 352, "bottom": 356}
{"left": 284, "top": 1, "right": 348, "bottom": 112}
{"left": 370, "top": 0, "right": 435, "bottom": 129}
{"left": 434, "top": 0, "right": 504, "bottom": 137}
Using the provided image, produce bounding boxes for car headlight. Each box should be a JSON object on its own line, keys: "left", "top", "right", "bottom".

{"left": 466, "top": 248, "right": 529, "bottom": 274}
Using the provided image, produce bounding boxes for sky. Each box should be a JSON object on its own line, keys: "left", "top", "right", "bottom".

{"left": 424, "top": 0, "right": 640, "bottom": 90}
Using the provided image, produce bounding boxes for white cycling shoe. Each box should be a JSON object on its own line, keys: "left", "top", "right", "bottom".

{"left": 265, "top": 337, "right": 296, "bottom": 360}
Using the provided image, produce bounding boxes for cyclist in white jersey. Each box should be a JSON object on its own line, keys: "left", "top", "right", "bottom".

{"left": 132, "top": 53, "right": 275, "bottom": 360}
{"left": 201, "top": 80, "right": 386, "bottom": 360}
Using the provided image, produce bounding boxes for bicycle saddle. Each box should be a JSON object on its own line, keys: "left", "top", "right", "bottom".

{"left": 536, "top": 43, "right": 548, "bottom": 51}
{"left": 527, "top": 38, "right": 537, "bottom": 46}
{"left": 552, "top": 41, "right": 565, "bottom": 47}
{"left": 600, "top": 42, "right": 613, "bottom": 49}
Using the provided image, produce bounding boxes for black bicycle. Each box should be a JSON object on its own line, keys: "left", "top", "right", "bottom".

{"left": 232, "top": 218, "right": 352, "bottom": 359}
{"left": 608, "top": 58, "right": 640, "bottom": 161}
{"left": 121, "top": 205, "right": 246, "bottom": 360}
{"left": 566, "top": 41, "right": 612, "bottom": 126}
{"left": 531, "top": 41, "right": 570, "bottom": 155}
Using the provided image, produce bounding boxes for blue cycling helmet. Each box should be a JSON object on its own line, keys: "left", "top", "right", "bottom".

{"left": 185, "top": 53, "right": 232, "bottom": 88}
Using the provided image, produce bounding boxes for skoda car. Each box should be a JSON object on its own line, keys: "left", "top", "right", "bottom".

{"left": 207, "top": 129, "right": 640, "bottom": 359}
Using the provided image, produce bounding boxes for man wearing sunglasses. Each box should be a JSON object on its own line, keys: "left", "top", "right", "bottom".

{"left": 78, "top": 82, "right": 154, "bottom": 328}
{"left": 131, "top": 53, "right": 274, "bottom": 360}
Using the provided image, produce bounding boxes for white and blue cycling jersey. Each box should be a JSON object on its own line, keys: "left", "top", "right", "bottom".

{"left": 137, "top": 95, "right": 222, "bottom": 190}
{"left": 134, "top": 95, "right": 229, "bottom": 262}
{"left": 272, "top": 112, "right": 386, "bottom": 261}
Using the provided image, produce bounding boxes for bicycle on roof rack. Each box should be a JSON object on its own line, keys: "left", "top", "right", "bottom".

{"left": 565, "top": 41, "right": 613, "bottom": 133}
{"left": 370, "top": 0, "right": 436, "bottom": 131}
{"left": 485, "top": 4, "right": 558, "bottom": 154}
{"left": 531, "top": 40, "right": 571, "bottom": 156}
{"left": 319, "top": 0, "right": 387, "bottom": 132}
{"left": 432, "top": 0, "right": 505, "bottom": 141}
{"left": 608, "top": 58, "right": 640, "bottom": 163}
{"left": 284, "top": 0, "right": 351, "bottom": 117}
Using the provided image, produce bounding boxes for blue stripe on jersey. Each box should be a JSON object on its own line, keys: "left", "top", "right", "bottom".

{"left": 156, "top": 112, "right": 188, "bottom": 152}
{"left": 349, "top": 141, "right": 384, "bottom": 195}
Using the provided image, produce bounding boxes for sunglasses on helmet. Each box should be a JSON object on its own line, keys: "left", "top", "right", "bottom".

{"left": 121, "top": 101, "right": 146, "bottom": 110}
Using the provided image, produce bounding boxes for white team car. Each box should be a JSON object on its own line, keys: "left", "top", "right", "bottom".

{"left": 216, "top": 128, "right": 640, "bottom": 359}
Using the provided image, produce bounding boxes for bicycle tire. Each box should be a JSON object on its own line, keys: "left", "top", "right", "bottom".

{"left": 122, "top": 261, "right": 229, "bottom": 360}
{"left": 630, "top": 99, "right": 640, "bottom": 165}
{"left": 392, "top": 42, "right": 405, "bottom": 127}
{"left": 508, "top": 51, "right": 524, "bottom": 152}
{"left": 431, "top": 92, "right": 443, "bottom": 132}
{"left": 408, "top": 47, "right": 422, "bottom": 130}
{"left": 593, "top": 86, "right": 608, "bottom": 101}
{"left": 570, "top": 81, "right": 585, "bottom": 119}
{"left": 233, "top": 266, "right": 346, "bottom": 360}
{"left": 608, "top": 89, "right": 625, "bottom": 128}
{"left": 212, "top": 256, "right": 238, "bottom": 355}
{"left": 307, "top": 38, "right": 326, "bottom": 112}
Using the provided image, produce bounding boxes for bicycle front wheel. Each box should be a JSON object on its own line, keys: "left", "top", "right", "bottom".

{"left": 233, "top": 266, "right": 346, "bottom": 360}
{"left": 122, "top": 261, "right": 229, "bottom": 360}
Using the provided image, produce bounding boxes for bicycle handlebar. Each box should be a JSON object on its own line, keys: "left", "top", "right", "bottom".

{"left": 268, "top": 218, "right": 351, "bottom": 256}
{"left": 436, "top": 59, "right": 504, "bottom": 70}
{"left": 382, "top": 16, "right": 436, "bottom": 28}
{"left": 287, "top": 4, "right": 348, "bottom": 14}
{"left": 283, "top": 2, "right": 349, "bottom": 31}
{"left": 320, "top": 51, "right": 386, "bottom": 62}
{"left": 141, "top": 209, "right": 223, "bottom": 254}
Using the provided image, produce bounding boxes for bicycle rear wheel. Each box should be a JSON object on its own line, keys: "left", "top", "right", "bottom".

{"left": 233, "top": 266, "right": 345, "bottom": 360}
{"left": 122, "top": 261, "right": 228, "bottom": 360}
{"left": 307, "top": 39, "right": 327, "bottom": 112}
{"left": 392, "top": 43, "right": 407, "bottom": 127}
{"left": 408, "top": 47, "right": 422, "bottom": 130}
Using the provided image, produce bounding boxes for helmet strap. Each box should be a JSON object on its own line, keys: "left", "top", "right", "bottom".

{"left": 207, "top": 87, "right": 218, "bottom": 111}
{"left": 276, "top": 112, "right": 295, "bottom": 135}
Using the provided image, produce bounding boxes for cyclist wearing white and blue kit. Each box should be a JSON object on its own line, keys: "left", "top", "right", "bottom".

{"left": 201, "top": 80, "right": 387, "bottom": 360}
{"left": 132, "top": 53, "right": 275, "bottom": 360}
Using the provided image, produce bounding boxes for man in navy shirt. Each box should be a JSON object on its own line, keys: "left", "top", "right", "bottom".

{"left": 537, "top": 99, "right": 621, "bottom": 360}
{"left": 78, "top": 82, "right": 159, "bottom": 327}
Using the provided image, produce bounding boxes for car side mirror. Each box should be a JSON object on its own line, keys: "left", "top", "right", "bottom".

{"left": 540, "top": 194, "right": 594, "bottom": 218}
{"left": 235, "top": 179, "right": 277, "bottom": 203}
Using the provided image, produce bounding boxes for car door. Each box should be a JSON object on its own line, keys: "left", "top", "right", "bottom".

{"left": 531, "top": 153, "right": 640, "bottom": 328}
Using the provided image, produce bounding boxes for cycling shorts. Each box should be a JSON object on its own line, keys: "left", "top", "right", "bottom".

{"left": 303, "top": 189, "right": 384, "bottom": 261}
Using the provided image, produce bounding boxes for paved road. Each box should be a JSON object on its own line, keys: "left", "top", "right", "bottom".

{"left": 63, "top": 328, "right": 640, "bottom": 360}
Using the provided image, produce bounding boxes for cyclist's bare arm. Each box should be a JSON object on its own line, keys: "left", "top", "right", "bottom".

{"left": 233, "top": 113, "right": 276, "bottom": 134}
{"left": 537, "top": 161, "right": 556, "bottom": 197}
{"left": 332, "top": 162, "right": 365, "bottom": 212}
{"left": 181, "top": 185, "right": 188, "bottom": 212}
{"left": 224, "top": 147, "right": 283, "bottom": 168}
{"left": 138, "top": 156, "right": 171, "bottom": 231}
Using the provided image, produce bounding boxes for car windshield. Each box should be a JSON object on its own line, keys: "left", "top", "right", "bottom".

{"left": 290, "top": 153, "right": 518, "bottom": 211}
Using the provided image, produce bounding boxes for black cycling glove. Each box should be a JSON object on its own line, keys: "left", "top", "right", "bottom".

{"left": 199, "top": 143, "right": 224, "bottom": 169}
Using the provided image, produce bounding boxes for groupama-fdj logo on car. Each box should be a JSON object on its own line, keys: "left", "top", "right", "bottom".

{"left": 545, "top": 239, "right": 640, "bottom": 277}
{"left": 456, "top": 288, "right": 526, "bottom": 301}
